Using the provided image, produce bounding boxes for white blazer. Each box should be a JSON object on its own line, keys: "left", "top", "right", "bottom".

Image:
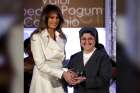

{"left": 29, "top": 29, "right": 66, "bottom": 93}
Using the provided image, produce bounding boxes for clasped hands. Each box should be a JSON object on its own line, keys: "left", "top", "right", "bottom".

{"left": 63, "top": 69, "right": 86, "bottom": 85}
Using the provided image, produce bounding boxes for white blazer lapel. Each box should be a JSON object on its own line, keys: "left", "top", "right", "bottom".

{"left": 39, "top": 29, "right": 65, "bottom": 60}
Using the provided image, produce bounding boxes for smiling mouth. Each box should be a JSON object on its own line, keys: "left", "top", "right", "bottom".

{"left": 84, "top": 43, "right": 92, "bottom": 45}
{"left": 51, "top": 24, "right": 57, "bottom": 26}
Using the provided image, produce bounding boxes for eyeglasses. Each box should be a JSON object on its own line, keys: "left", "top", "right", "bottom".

{"left": 81, "top": 37, "right": 94, "bottom": 41}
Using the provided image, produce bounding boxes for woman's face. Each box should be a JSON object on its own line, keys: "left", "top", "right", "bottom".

{"left": 80, "top": 33, "right": 96, "bottom": 53}
{"left": 47, "top": 12, "right": 60, "bottom": 30}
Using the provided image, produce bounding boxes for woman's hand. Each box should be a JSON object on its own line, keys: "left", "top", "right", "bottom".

{"left": 63, "top": 71, "right": 77, "bottom": 85}
{"left": 72, "top": 76, "right": 86, "bottom": 85}
{"left": 63, "top": 70, "right": 86, "bottom": 85}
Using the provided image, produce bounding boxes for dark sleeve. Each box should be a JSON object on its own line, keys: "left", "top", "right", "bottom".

{"left": 85, "top": 52, "right": 112, "bottom": 89}
{"left": 67, "top": 55, "right": 74, "bottom": 69}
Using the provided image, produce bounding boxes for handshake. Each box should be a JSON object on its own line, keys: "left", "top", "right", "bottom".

{"left": 63, "top": 69, "right": 86, "bottom": 85}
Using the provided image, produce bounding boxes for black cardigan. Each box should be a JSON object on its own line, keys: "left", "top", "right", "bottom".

{"left": 67, "top": 47, "right": 112, "bottom": 93}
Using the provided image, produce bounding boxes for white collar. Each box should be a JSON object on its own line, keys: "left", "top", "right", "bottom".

{"left": 83, "top": 48, "right": 96, "bottom": 56}
{"left": 41, "top": 28, "right": 60, "bottom": 38}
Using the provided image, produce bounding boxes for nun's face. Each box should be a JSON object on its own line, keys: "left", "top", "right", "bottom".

{"left": 80, "top": 33, "right": 96, "bottom": 53}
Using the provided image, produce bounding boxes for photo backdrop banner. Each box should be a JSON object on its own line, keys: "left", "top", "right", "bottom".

{"left": 24, "top": 0, "right": 104, "bottom": 28}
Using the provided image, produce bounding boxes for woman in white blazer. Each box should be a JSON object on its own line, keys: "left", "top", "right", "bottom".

{"left": 29, "top": 4, "right": 76, "bottom": 93}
